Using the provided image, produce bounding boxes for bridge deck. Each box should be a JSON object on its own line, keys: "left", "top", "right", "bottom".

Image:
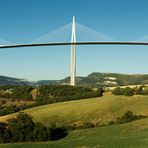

{"left": 0, "top": 41, "right": 148, "bottom": 49}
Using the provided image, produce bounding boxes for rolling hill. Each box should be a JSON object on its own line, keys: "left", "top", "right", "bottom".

{"left": 75, "top": 72, "right": 148, "bottom": 86}
{"left": 0, "top": 94, "right": 148, "bottom": 126}
{"left": 1, "top": 72, "right": 148, "bottom": 87}
{"left": 0, "top": 94, "right": 148, "bottom": 148}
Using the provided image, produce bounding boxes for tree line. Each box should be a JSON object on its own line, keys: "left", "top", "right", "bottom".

{"left": 0, "top": 85, "right": 104, "bottom": 116}
{"left": 0, "top": 85, "right": 33, "bottom": 100}
{"left": 112, "top": 86, "right": 148, "bottom": 96}
{"left": 36, "top": 85, "right": 103, "bottom": 105}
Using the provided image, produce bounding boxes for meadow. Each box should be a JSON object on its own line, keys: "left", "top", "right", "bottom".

{"left": 0, "top": 94, "right": 148, "bottom": 147}
{"left": 0, "top": 94, "right": 148, "bottom": 126}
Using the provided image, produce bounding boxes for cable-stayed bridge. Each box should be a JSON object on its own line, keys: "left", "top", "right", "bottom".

{"left": 0, "top": 17, "right": 148, "bottom": 85}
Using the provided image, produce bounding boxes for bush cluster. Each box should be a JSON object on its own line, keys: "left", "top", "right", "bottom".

{"left": 135, "top": 86, "right": 148, "bottom": 95}
{"left": 0, "top": 112, "right": 67, "bottom": 143}
{"left": 112, "top": 87, "right": 134, "bottom": 96}
{"left": 116, "top": 111, "right": 147, "bottom": 124}
{"left": 112, "top": 86, "right": 148, "bottom": 96}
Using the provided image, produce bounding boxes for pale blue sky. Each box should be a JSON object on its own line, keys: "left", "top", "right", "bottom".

{"left": 0, "top": 0, "right": 148, "bottom": 80}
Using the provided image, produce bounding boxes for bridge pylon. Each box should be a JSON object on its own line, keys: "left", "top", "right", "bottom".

{"left": 70, "top": 16, "right": 76, "bottom": 86}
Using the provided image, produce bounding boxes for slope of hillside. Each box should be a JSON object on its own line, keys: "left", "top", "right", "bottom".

{"left": 85, "top": 72, "right": 148, "bottom": 86}
{"left": 0, "top": 95, "right": 148, "bottom": 126}
{"left": 0, "top": 75, "right": 30, "bottom": 85}
{"left": 1, "top": 118, "right": 148, "bottom": 148}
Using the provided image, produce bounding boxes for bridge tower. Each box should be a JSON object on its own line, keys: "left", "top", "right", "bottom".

{"left": 70, "top": 16, "right": 76, "bottom": 86}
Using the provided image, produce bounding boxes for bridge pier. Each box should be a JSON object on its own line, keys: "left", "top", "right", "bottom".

{"left": 70, "top": 16, "right": 76, "bottom": 86}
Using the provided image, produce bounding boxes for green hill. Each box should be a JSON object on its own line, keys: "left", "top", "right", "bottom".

{"left": 1, "top": 72, "right": 148, "bottom": 86}
{"left": 78, "top": 72, "right": 148, "bottom": 86}
{"left": 0, "top": 95, "right": 148, "bottom": 126}
{"left": 0, "top": 95, "right": 148, "bottom": 147}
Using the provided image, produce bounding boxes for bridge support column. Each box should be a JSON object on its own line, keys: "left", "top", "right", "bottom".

{"left": 70, "top": 16, "right": 76, "bottom": 86}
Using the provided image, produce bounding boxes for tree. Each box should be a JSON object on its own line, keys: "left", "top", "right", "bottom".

{"left": 5, "top": 112, "right": 51, "bottom": 142}
{"left": 31, "top": 122, "right": 51, "bottom": 141}
{"left": 112, "top": 87, "right": 124, "bottom": 95}
{"left": 116, "top": 111, "right": 135, "bottom": 124}
{"left": 0, "top": 122, "right": 11, "bottom": 143}
{"left": 12, "top": 86, "right": 33, "bottom": 100}
{"left": 124, "top": 87, "right": 134, "bottom": 96}
{"left": 7, "top": 112, "right": 35, "bottom": 142}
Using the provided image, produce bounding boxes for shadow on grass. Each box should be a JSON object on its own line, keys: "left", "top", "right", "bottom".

{"left": 50, "top": 127, "right": 68, "bottom": 141}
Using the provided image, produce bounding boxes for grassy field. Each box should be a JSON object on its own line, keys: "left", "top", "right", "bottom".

{"left": 0, "top": 94, "right": 148, "bottom": 147}
{"left": 0, "top": 117, "right": 148, "bottom": 148}
{"left": 0, "top": 94, "right": 148, "bottom": 127}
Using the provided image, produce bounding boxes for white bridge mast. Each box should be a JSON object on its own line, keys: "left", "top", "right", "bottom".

{"left": 70, "top": 16, "right": 76, "bottom": 86}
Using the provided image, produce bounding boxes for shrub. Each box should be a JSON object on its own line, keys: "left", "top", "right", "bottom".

{"left": 112, "top": 87, "right": 134, "bottom": 96}
{"left": 0, "top": 122, "right": 11, "bottom": 143}
{"left": 7, "top": 112, "right": 35, "bottom": 142}
{"left": 30, "top": 122, "right": 51, "bottom": 142}
{"left": 112, "top": 87, "right": 124, "bottom": 95}
{"left": 82, "top": 122, "right": 95, "bottom": 129}
{"left": 116, "top": 111, "right": 135, "bottom": 124}
{"left": 136, "top": 86, "right": 148, "bottom": 95}
{"left": 124, "top": 87, "right": 134, "bottom": 96}
{"left": 108, "top": 121, "right": 115, "bottom": 125}
{"left": 116, "top": 111, "right": 147, "bottom": 124}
